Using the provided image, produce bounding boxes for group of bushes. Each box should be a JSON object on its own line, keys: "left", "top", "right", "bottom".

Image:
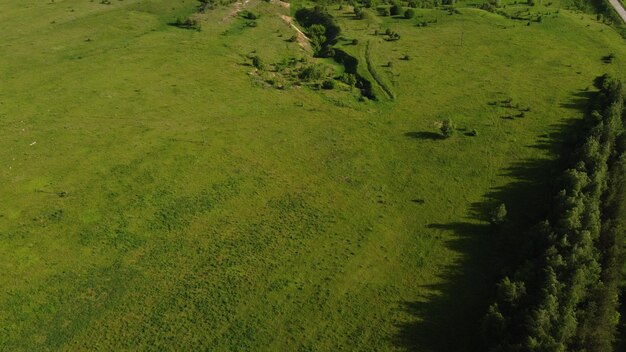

{"left": 295, "top": 7, "right": 341, "bottom": 57}
{"left": 292, "top": 6, "right": 377, "bottom": 99}
{"left": 483, "top": 75, "right": 626, "bottom": 351}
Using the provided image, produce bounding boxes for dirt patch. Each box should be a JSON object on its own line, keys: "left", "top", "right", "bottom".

{"left": 272, "top": 0, "right": 290, "bottom": 8}
{"left": 221, "top": 0, "right": 252, "bottom": 22}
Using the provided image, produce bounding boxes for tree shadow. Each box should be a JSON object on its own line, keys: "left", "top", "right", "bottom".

{"left": 393, "top": 88, "right": 595, "bottom": 351}
{"left": 559, "top": 90, "right": 595, "bottom": 111}
{"left": 404, "top": 131, "right": 443, "bottom": 140}
{"left": 395, "top": 221, "right": 499, "bottom": 352}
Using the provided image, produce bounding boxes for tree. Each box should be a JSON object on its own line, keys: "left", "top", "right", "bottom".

{"left": 308, "top": 24, "right": 327, "bottom": 56}
{"left": 439, "top": 118, "right": 455, "bottom": 138}
{"left": 482, "top": 304, "right": 507, "bottom": 341}
{"left": 404, "top": 8, "right": 415, "bottom": 18}
{"left": 497, "top": 277, "right": 526, "bottom": 303}
{"left": 490, "top": 203, "right": 507, "bottom": 225}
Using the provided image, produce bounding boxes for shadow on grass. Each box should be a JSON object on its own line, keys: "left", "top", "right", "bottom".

{"left": 393, "top": 89, "right": 593, "bottom": 351}
{"left": 404, "top": 131, "right": 443, "bottom": 140}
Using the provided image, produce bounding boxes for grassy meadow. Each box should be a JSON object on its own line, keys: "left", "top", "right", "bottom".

{"left": 0, "top": 0, "right": 625, "bottom": 350}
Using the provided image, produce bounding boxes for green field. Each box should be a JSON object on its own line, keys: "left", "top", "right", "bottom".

{"left": 1, "top": 0, "right": 625, "bottom": 350}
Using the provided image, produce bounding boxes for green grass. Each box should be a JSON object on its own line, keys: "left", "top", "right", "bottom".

{"left": 1, "top": 0, "right": 625, "bottom": 350}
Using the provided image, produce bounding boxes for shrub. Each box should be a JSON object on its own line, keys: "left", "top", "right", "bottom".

{"left": 339, "top": 73, "right": 357, "bottom": 86}
{"left": 378, "top": 7, "right": 391, "bottom": 16}
{"left": 352, "top": 38, "right": 359, "bottom": 45}
{"left": 299, "top": 64, "right": 325, "bottom": 81}
{"left": 173, "top": 16, "right": 201, "bottom": 30}
{"left": 322, "top": 79, "right": 335, "bottom": 89}
{"left": 404, "top": 8, "right": 415, "bottom": 18}
{"left": 240, "top": 10, "right": 258, "bottom": 20}
{"left": 439, "top": 119, "right": 455, "bottom": 138}
{"left": 354, "top": 6, "right": 364, "bottom": 18}
{"left": 390, "top": 2, "right": 402, "bottom": 16}
{"left": 385, "top": 30, "right": 401, "bottom": 41}
{"left": 252, "top": 56, "right": 264, "bottom": 70}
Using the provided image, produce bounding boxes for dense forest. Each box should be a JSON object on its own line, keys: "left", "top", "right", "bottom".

{"left": 483, "top": 75, "right": 626, "bottom": 351}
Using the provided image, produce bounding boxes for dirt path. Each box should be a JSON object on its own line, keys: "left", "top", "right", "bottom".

{"left": 269, "top": 0, "right": 310, "bottom": 50}
{"left": 608, "top": 0, "right": 626, "bottom": 24}
{"left": 280, "top": 14, "right": 310, "bottom": 50}
{"left": 365, "top": 41, "right": 395, "bottom": 100}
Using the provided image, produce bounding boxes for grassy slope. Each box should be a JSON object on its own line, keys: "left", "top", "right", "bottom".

{"left": 0, "top": 0, "right": 625, "bottom": 351}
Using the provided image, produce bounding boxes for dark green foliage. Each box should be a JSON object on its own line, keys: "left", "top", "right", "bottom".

{"left": 404, "top": 8, "right": 415, "bottom": 18}
{"left": 483, "top": 76, "right": 626, "bottom": 352}
{"left": 378, "top": 6, "right": 391, "bottom": 16}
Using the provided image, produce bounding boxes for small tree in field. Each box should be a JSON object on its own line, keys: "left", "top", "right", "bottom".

{"left": 439, "top": 119, "right": 455, "bottom": 138}
{"left": 404, "top": 9, "right": 415, "bottom": 19}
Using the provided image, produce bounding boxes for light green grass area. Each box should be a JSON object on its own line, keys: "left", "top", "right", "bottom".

{"left": 0, "top": 0, "right": 625, "bottom": 350}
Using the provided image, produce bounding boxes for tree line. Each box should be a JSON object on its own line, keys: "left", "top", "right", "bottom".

{"left": 483, "top": 75, "right": 626, "bottom": 351}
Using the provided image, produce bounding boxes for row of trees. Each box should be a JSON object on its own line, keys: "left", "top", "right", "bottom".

{"left": 483, "top": 75, "right": 626, "bottom": 351}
